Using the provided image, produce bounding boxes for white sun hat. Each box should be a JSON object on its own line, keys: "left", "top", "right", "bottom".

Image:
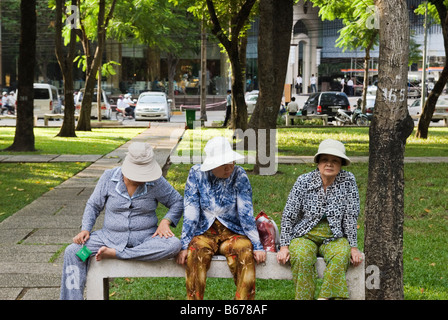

{"left": 121, "top": 142, "right": 162, "bottom": 182}
{"left": 200, "top": 136, "right": 245, "bottom": 171}
{"left": 314, "top": 139, "right": 351, "bottom": 166}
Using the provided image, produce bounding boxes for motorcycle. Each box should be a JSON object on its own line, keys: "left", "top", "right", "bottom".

{"left": 1, "top": 103, "right": 15, "bottom": 116}
{"left": 334, "top": 105, "right": 369, "bottom": 126}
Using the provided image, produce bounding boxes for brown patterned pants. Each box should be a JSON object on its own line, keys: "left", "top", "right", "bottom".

{"left": 185, "top": 220, "right": 256, "bottom": 300}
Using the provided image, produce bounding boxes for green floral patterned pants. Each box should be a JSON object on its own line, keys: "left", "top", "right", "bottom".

{"left": 289, "top": 220, "right": 351, "bottom": 300}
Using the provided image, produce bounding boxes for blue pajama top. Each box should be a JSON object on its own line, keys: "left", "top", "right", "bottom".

{"left": 81, "top": 167, "right": 183, "bottom": 253}
{"left": 180, "top": 164, "right": 264, "bottom": 251}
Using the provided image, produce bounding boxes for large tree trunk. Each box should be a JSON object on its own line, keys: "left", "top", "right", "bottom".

{"left": 55, "top": 0, "right": 77, "bottom": 138}
{"left": 4, "top": 0, "right": 36, "bottom": 152}
{"left": 416, "top": 0, "right": 448, "bottom": 138}
{"left": 364, "top": 0, "right": 414, "bottom": 300}
{"left": 247, "top": 0, "right": 293, "bottom": 175}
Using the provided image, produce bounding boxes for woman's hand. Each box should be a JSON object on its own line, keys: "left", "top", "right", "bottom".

{"left": 152, "top": 219, "right": 174, "bottom": 238}
{"left": 350, "top": 247, "right": 363, "bottom": 267}
{"left": 254, "top": 250, "right": 266, "bottom": 264}
{"left": 176, "top": 249, "right": 188, "bottom": 265}
{"left": 73, "top": 230, "right": 90, "bottom": 245}
{"left": 276, "top": 246, "right": 290, "bottom": 264}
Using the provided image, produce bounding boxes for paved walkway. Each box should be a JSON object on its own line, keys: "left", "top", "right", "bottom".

{"left": 1, "top": 122, "right": 447, "bottom": 300}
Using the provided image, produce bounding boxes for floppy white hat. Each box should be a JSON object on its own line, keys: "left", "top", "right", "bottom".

{"left": 314, "top": 139, "right": 351, "bottom": 166}
{"left": 121, "top": 142, "right": 162, "bottom": 182}
{"left": 200, "top": 136, "right": 245, "bottom": 171}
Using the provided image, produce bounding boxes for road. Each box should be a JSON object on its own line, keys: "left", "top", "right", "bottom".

{"left": 0, "top": 96, "right": 444, "bottom": 127}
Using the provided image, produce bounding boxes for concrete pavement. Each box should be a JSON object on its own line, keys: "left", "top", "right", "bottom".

{"left": 1, "top": 121, "right": 448, "bottom": 300}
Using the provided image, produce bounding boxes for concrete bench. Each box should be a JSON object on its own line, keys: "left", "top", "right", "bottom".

{"left": 0, "top": 114, "right": 17, "bottom": 120}
{"left": 285, "top": 113, "right": 329, "bottom": 126}
{"left": 85, "top": 252, "right": 365, "bottom": 300}
{"left": 44, "top": 113, "right": 80, "bottom": 126}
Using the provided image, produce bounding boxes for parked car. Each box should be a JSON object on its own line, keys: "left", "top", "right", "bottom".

{"left": 245, "top": 91, "right": 258, "bottom": 114}
{"left": 75, "top": 89, "right": 112, "bottom": 119}
{"left": 134, "top": 91, "right": 172, "bottom": 121}
{"left": 301, "top": 92, "right": 350, "bottom": 120}
{"left": 408, "top": 97, "right": 448, "bottom": 125}
{"left": 33, "top": 83, "right": 62, "bottom": 118}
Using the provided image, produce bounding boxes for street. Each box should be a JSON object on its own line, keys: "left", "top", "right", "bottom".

{"left": 0, "top": 97, "right": 445, "bottom": 127}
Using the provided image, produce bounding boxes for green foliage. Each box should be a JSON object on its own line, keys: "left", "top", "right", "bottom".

{"left": 111, "top": 0, "right": 200, "bottom": 55}
{"left": 311, "top": 0, "right": 378, "bottom": 52}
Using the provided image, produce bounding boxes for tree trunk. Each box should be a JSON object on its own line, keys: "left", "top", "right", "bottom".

{"left": 361, "top": 34, "right": 377, "bottom": 113}
{"left": 205, "top": 0, "right": 256, "bottom": 131}
{"left": 4, "top": 0, "right": 36, "bottom": 152}
{"left": 415, "top": 0, "right": 448, "bottom": 138}
{"left": 55, "top": 0, "right": 77, "bottom": 138}
{"left": 76, "top": 0, "right": 116, "bottom": 131}
{"left": 167, "top": 53, "right": 178, "bottom": 110}
{"left": 247, "top": 0, "right": 293, "bottom": 175}
{"left": 364, "top": 0, "right": 414, "bottom": 300}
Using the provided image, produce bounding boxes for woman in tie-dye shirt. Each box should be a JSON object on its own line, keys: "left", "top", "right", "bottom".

{"left": 177, "top": 137, "right": 265, "bottom": 300}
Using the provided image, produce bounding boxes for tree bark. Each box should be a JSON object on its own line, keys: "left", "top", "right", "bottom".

{"left": 416, "top": 0, "right": 448, "bottom": 139}
{"left": 55, "top": 0, "right": 77, "bottom": 138}
{"left": 364, "top": 0, "right": 414, "bottom": 300}
{"left": 4, "top": 0, "right": 36, "bottom": 152}
{"left": 247, "top": 0, "right": 293, "bottom": 175}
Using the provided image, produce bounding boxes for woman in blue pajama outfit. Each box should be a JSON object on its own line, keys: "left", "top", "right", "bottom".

{"left": 60, "top": 142, "right": 183, "bottom": 300}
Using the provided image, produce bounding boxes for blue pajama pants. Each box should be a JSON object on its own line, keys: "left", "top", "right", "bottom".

{"left": 60, "top": 231, "right": 181, "bottom": 300}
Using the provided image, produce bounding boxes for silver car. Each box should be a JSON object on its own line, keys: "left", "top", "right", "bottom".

{"left": 408, "top": 97, "right": 448, "bottom": 125}
{"left": 134, "top": 92, "right": 171, "bottom": 121}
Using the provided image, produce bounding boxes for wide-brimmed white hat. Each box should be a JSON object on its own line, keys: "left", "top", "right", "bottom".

{"left": 200, "top": 136, "right": 244, "bottom": 171}
{"left": 314, "top": 139, "right": 351, "bottom": 166}
{"left": 121, "top": 142, "right": 162, "bottom": 182}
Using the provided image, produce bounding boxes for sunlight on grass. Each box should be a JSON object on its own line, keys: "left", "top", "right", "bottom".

{"left": 0, "top": 127, "right": 145, "bottom": 155}
{"left": 0, "top": 162, "right": 89, "bottom": 222}
{"left": 174, "top": 127, "right": 448, "bottom": 158}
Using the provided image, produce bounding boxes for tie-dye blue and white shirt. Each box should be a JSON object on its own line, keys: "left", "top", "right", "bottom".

{"left": 180, "top": 164, "right": 264, "bottom": 251}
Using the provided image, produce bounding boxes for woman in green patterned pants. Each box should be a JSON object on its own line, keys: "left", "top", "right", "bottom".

{"left": 277, "top": 139, "right": 364, "bottom": 300}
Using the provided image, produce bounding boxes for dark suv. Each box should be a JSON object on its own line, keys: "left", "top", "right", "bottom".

{"left": 301, "top": 92, "right": 350, "bottom": 120}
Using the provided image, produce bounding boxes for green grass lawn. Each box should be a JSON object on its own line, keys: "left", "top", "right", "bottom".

{"left": 0, "top": 127, "right": 145, "bottom": 154}
{"left": 174, "top": 127, "right": 448, "bottom": 157}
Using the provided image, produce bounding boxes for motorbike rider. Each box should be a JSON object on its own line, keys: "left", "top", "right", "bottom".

{"left": 123, "top": 93, "right": 135, "bottom": 118}
{"left": 1, "top": 91, "right": 14, "bottom": 115}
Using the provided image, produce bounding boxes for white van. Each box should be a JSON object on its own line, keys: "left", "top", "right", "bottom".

{"left": 75, "top": 89, "right": 112, "bottom": 119}
{"left": 33, "top": 83, "right": 62, "bottom": 118}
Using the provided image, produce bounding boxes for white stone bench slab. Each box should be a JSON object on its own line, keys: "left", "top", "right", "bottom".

{"left": 85, "top": 252, "right": 365, "bottom": 300}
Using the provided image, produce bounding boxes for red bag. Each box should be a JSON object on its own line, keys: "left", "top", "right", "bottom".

{"left": 255, "top": 211, "right": 279, "bottom": 252}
